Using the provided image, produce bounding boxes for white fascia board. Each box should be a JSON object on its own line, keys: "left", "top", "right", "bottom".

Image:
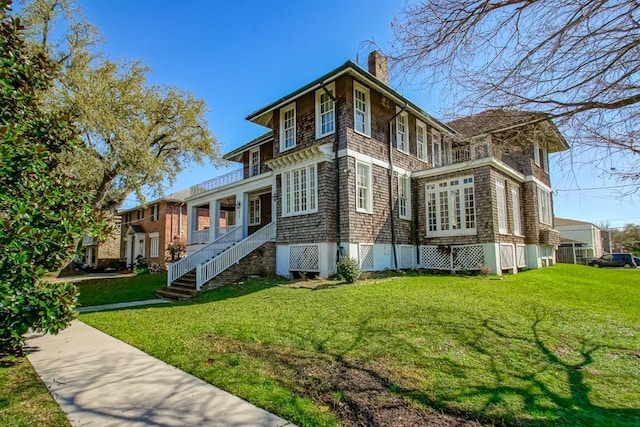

{"left": 412, "top": 157, "right": 525, "bottom": 182}
{"left": 337, "top": 148, "right": 410, "bottom": 176}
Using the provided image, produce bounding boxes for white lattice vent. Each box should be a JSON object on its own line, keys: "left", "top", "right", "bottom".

{"left": 399, "top": 245, "right": 414, "bottom": 269}
{"left": 452, "top": 245, "right": 484, "bottom": 270}
{"left": 516, "top": 245, "right": 526, "bottom": 267}
{"left": 500, "top": 244, "right": 515, "bottom": 270}
{"left": 420, "top": 246, "right": 451, "bottom": 270}
{"left": 359, "top": 244, "right": 374, "bottom": 271}
{"left": 289, "top": 244, "right": 320, "bottom": 272}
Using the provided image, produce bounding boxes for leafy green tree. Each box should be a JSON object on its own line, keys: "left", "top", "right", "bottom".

{"left": 18, "top": 0, "right": 222, "bottom": 214}
{"left": 618, "top": 224, "right": 640, "bottom": 255}
{"left": 0, "top": 0, "right": 97, "bottom": 355}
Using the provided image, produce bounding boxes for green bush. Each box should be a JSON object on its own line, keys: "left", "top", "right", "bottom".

{"left": 337, "top": 257, "right": 361, "bottom": 284}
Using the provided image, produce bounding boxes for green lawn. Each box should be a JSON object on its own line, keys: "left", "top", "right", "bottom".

{"left": 80, "top": 265, "right": 640, "bottom": 426}
{"left": 76, "top": 273, "right": 167, "bottom": 306}
{"left": 0, "top": 356, "right": 69, "bottom": 427}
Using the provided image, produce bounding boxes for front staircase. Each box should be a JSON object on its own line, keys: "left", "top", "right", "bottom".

{"left": 157, "top": 222, "right": 276, "bottom": 300}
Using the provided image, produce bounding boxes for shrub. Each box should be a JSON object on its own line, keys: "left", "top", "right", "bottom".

{"left": 337, "top": 257, "right": 361, "bottom": 284}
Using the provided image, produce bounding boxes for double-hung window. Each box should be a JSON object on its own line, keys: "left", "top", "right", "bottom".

{"left": 282, "top": 164, "right": 317, "bottom": 216}
{"left": 315, "top": 84, "right": 335, "bottom": 138}
{"left": 425, "top": 176, "right": 476, "bottom": 236}
{"left": 249, "top": 197, "right": 261, "bottom": 225}
{"left": 280, "top": 104, "right": 296, "bottom": 151}
{"left": 398, "top": 174, "right": 411, "bottom": 220}
{"left": 353, "top": 82, "right": 371, "bottom": 136}
{"left": 150, "top": 204, "right": 159, "bottom": 221}
{"left": 511, "top": 185, "right": 522, "bottom": 235}
{"left": 396, "top": 111, "right": 409, "bottom": 153}
{"left": 496, "top": 178, "right": 508, "bottom": 234}
{"left": 431, "top": 130, "right": 442, "bottom": 166}
{"left": 416, "top": 120, "right": 427, "bottom": 161}
{"left": 356, "top": 162, "right": 372, "bottom": 213}
{"left": 538, "top": 186, "right": 552, "bottom": 225}
{"left": 249, "top": 147, "right": 260, "bottom": 177}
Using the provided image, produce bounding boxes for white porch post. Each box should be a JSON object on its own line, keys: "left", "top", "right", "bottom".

{"left": 213, "top": 200, "right": 221, "bottom": 239}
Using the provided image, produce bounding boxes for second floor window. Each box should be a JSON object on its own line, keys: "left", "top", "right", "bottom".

{"left": 137, "top": 209, "right": 144, "bottom": 220}
{"left": 396, "top": 111, "right": 409, "bottom": 153}
{"left": 353, "top": 82, "right": 371, "bottom": 136}
{"left": 280, "top": 104, "right": 296, "bottom": 151}
{"left": 432, "top": 130, "right": 442, "bottom": 167}
{"left": 426, "top": 176, "right": 476, "bottom": 237}
{"left": 151, "top": 204, "right": 159, "bottom": 222}
{"left": 416, "top": 120, "right": 427, "bottom": 161}
{"left": 282, "top": 164, "right": 317, "bottom": 216}
{"left": 316, "top": 84, "right": 335, "bottom": 138}
{"left": 249, "top": 147, "right": 260, "bottom": 177}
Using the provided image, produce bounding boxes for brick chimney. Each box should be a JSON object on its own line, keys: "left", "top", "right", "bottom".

{"left": 367, "top": 51, "right": 389, "bottom": 85}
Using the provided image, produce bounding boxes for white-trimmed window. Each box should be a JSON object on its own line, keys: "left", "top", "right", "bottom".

{"left": 356, "top": 161, "right": 372, "bottom": 213}
{"left": 249, "top": 196, "right": 261, "bottom": 225}
{"left": 431, "top": 129, "right": 442, "bottom": 166}
{"left": 396, "top": 111, "right": 409, "bottom": 153}
{"left": 149, "top": 233, "right": 159, "bottom": 258}
{"left": 533, "top": 140, "right": 548, "bottom": 172}
{"left": 249, "top": 147, "right": 260, "bottom": 177}
{"left": 150, "top": 204, "right": 159, "bottom": 221}
{"left": 315, "top": 84, "right": 335, "bottom": 138}
{"left": 416, "top": 120, "right": 427, "bottom": 161}
{"left": 425, "top": 176, "right": 476, "bottom": 237}
{"left": 511, "top": 185, "right": 522, "bottom": 235}
{"left": 282, "top": 164, "right": 317, "bottom": 216}
{"left": 280, "top": 103, "right": 296, "bottom": 151}
{"left": 538, "top": 186, "right": 552, "bottom": 225}
{"left": 398, "top": 174, "right": 411, "bottom": 220}
{"left": 496, "top": 178, "right": 508, "bottom": 234}
{"left": 353, "top": 82, "right": 371, "bottom": 136}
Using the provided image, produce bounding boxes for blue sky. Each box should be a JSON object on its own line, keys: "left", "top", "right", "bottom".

{"left": 75, "top": 1, "right": 638, "bottom": 228}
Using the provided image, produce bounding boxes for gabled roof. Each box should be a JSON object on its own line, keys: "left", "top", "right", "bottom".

{"left": 245, "top": 60, "right": 457, "bottom": 136}
{"left": 126, "top": 225, "right": 145, "bottom": 234}
{"left": 555, "top": 217, "right": 600, "bottom": 228}
{"left": 447, "top": 109, "right": 569, "bottom": 152}
{"left": 223, "top": 132, "right": 273, "bottom": 163}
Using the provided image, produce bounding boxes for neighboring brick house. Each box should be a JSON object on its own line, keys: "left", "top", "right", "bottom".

{"left": 119, "top": 190, "right": 189, "bottom": 268}
{"left": 167, "top": 52, "right": 569, "bottom": 293}
{"left": 80, "top": 215, "right": 122, "bottom": 270}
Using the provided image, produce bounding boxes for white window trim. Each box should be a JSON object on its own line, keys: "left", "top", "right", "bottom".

{"left": 511, "top": 185, "right": 523, "bottom": 236}
{"left": 425, "top": 176, "right": 477, "bottom": 237}
{"left": 398, "top": 174, "right": 411, "bottom": 220}
{"left": 282, "top": 163, "right": 318, "bottom": 217}
{"left": 149, "top": 232, "right": 160, "bottom": 258}
{"left": 353, "top": 81, "right": 371, "bottom": 137}
{"left": 249, "top": 196, "right": 261, "bottom": 226}
{"left": 538, "top": 186, "right": 552, "bottom": 225}
{"left": 315, "top": 83, "right": 335, "bottom": 139}
{"left": 280, "top": 103, "right": 296, "bottom": 152}
{"left": 396, "top": 110, "right": 409, "bottom": 153}
{"left": 496, "top": 178, "right": 508, "bottom": 235}
{"left": 249, "top": 147, "right": 260, "bottom": 177}
{"left": 431, "top": 129, "right": 442, "bottom": 167}
{"left": 355, "top": 161, "right": 373, "bottom": 214}
{"left": 416, "top": 120, "right": 427, "bottom": 161}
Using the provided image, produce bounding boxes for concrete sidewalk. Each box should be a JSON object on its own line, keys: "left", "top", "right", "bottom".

{"left": 26, "top": 321, "right": 293, "bottom": 427}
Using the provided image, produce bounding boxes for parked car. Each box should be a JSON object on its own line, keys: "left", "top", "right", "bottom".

{"left": 588, "top": 253, "right": 637, "bottom": 268}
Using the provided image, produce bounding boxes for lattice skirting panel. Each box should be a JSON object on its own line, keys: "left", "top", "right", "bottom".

{"left": 358, "top": 244, "right": 374, "bottom": 271}
{"left": 420, "top": 244, "right": 485, "bottom": 271}
{"left": 289, "top": 244, "right": 320, "bottom": 272}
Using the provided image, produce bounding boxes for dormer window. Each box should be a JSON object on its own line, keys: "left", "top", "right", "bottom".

{"left": 280, "top": 103, "right": 296, "bottom": 152}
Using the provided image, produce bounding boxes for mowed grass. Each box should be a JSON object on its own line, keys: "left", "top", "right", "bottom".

{"left": 0, "top": 357, "right": 69, "bottom": 427}
{"left": 76, "top": 273, "right": 167, "bottom": 307}
{"left": 80, "top": 264, "right": 640, "bottom": 426}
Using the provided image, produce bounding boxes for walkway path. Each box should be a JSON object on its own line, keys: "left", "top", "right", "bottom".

{"left": 27, "top": 321, "right": 293, "bottom": 427}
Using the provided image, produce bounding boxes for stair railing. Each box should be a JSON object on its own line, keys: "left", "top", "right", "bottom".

{"left": 196, "top": 222, "right": 275, "bottom": 290}
{"left": 167, "top": 226, "right": 243, "bottom": 286}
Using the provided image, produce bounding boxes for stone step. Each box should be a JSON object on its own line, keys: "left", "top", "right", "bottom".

{"left": 156, "top": 288, "right": 196, "bottom": 301}
{"left": 172, "top": 277, "right": 197, "bottom": 287}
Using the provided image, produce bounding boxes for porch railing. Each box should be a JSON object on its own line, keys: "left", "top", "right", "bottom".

{"left": 196, "top": 222, "right": 276, "bottom": 290}
{"left": 189, "top": 229, "right": 211, "bottom": 245}
{"left": 440, "top": 145, "right": 520, "bottom": 171}
{"left": 189, "top": 168, "right": 244, "bottom": 197}
{"left": 167, "top": 225, "right": 243, "bottom": 286}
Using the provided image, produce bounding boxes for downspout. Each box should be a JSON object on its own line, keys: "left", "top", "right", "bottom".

{"left": 320, "top": 81, "right": 341, "bottom": 266}
{"left": 388, "top": 104, "right": 408, "bottom": 270}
